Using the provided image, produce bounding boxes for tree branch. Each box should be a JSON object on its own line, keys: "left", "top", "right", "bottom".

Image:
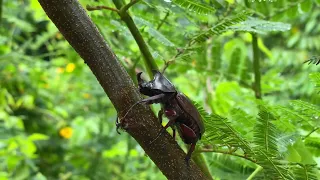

{"left": 37, "top": 0, "right": 208, "bottom": 179}
{"left": 113, "top": 0, "right": 158, "bottom": 78}
{"left": 86, "top": 5, "right": 119, "bottom": 12}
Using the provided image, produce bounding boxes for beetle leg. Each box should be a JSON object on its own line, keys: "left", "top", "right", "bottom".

{"left": 158, "top": 109, "right": 164, "bottom": 124}
{"left": 179, "top": 123, "right": 197, "bottom": 166}
{"left": 140, "top": 93, "right": 166, "bottom": 105}
{"left": 172, "top": 127, "right": 176, "bottom": 140}
{"left": 185, "top": 143, "right": 196, "bottom": 166}
{"left": 149, "top": 117, "right": 177, "bottom": 145}
{"left": 159, "top": 109, "right": 177, "bottom": 140}
{"left": 120, "top": 94, "right": 166, "bottom": 120}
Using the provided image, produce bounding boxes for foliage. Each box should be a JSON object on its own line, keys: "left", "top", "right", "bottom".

{"left": 1, "top": 0, "right": 320, "bottom": 179}
{"left": 172, "top": 0, "right": 216, "bottom": 15}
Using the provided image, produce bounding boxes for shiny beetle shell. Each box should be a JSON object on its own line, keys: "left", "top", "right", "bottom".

{"left": 175, "top": 93, "right": 205, "bottom": 139}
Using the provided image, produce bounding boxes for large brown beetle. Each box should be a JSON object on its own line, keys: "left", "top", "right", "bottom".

{"left": 117, "top": 70, "right": 205, "bottom": 164}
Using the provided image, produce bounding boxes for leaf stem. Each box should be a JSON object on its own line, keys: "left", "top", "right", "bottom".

{"left": 162, "top": 48, "right": 184, "bottom": 73}
{"left": 252, "top": 33, "right": 262, "bottom": 99}
{"left": 197, "top": 148, "right": 257, "bottom": 164}
{"left": 303, "top": 127, "right": 319, "bottom": 140}
{"left": 246, "top": 166, "right": 263, "bottom": 180}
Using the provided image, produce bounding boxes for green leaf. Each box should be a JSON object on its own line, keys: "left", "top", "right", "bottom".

{"left": 275, "top": 101, "right": 319, "bottom": 130}
{"left": 133, "top": 16, "right": 175, "bottom": 47}
{"left": 229, "top": 18, "right": 291, "bottom": 34}
{"left": 207, "top": 154, "right": 255, "bottom": 179}
{"left": 227, "top": 48, "right": 241, "bottom": 76}
{"left": 300, "top": 0, "right": 313, "bottom": 13}
{"left": 210, "top": 40, "right": 222, "bottom": 72}
{"left": 292, "top": 164, "right": 318, "bottom": 180}
{"left": 292, "top": 139, "right": 315, "bottom": 164}
{"left": 13, "top": 163, "right": 30, "bottom": 180}
{"left": 195, "top": 102, "right": 254, "bottom": 156}
{"left": 253, "top": 106, "right": 294, "bottom": 179}
{"left": 4, "top": 16, "right": 35, "bottom": 33}
{"left": 147, "top": 28, "right": 175, "bottom": 47}
{"left": 224, "top": 38, "right": 247, "bottom": 79}
{"left": 290, "top": 100, "right": 320, "bottom": 126}
{"left": 193, "top": 11, "right": 252, "bottom": 43}
{"left": 309, "top": 72, "right": 320, "bottom": 92}
{"left": 172, "top": 0, "right": 215, "bottom": 14}
{"left": 287, "top": 145, "right": 301, "bottom": 162}
{"left": 305, "top": 137, "right": 320, "bottom": 156}
{"left": 0, "top": 172, "right": 8, "bottom": 180}
{"left": 28, "top": 133, "right": 49, "bottom": 141}
{"left": 21, "top": 140, "right": 37, "bottom": 158}
{"left": 32, "top": 172, "right": 47, "bottom": 180}
{"left": 254, "top": 106, "right": 279, "bottom": 155}
{"left": 286, "top": 5, "right": 298, "bottom": 18}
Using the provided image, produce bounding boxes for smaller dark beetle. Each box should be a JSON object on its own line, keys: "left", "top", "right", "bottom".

{"left": 118, "top": 70, "right": 205, "bottom": 164}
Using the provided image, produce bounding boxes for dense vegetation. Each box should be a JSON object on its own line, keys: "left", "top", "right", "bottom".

{"left": 1, "top": 0, "right": 320, "bottom": 179}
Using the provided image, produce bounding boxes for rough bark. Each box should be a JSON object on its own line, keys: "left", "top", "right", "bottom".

{"left": 37, "top": 0, "right": 209, "bottom": 179}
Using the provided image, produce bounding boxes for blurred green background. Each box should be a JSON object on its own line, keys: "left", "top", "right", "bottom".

{"left": 1, "top": 0, "right": 320, "bottom": 179}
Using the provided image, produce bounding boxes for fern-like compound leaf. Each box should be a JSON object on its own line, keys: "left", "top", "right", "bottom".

{"left": 173, "top": 0, "right": 215, "bottom": 15}
{"left": 253, "top": 106, "right": 294, "bottom": 179}
{"left": 305, "top": 56, "right": 320, "bottom": 65}
{"left": 194, "top": 102, "right": 254, "bottom": 157}
{"left": 229, "top": 17, "right": 291, "bottom": 34}
{"left": 193, "top": 11, "right": 252, "bottom": 43}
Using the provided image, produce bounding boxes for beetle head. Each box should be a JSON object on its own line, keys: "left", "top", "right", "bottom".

{"left": 137, "top": 70, "right": 176, "bottom": 96}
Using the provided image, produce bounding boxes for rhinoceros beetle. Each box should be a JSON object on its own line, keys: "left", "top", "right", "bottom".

{"left": 118, "top": 70, "right": 205, "bottom": 164}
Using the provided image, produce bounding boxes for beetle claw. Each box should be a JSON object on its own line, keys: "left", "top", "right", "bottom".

{"left": 115, "top": 115, "right": 122, "bottom": 134}
{"left": 185, "top": 156, "right": 190, "bottom": 167}
{"left": 116, "top": 123, "right": 122, "bottom": 134}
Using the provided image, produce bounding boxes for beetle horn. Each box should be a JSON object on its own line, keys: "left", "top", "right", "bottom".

{"left": 137, "top": 72, "right": 146, "bottom": 85}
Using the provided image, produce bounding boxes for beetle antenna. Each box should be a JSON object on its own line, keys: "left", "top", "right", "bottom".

{"left": 119, "top": 101, "right": 142, "bottom": 120}
{"left": 149, "top": 128, "right": 166, "bottom": 145}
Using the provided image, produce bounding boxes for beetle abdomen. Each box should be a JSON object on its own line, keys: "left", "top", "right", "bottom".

{"left": 175, "top": 115, "right": 201, "bottom": 144}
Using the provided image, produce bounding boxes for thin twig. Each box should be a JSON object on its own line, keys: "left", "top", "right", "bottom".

{"left": 86, "top": 5, "right": 119, "bottom": 12}
{"left": 147, "top": 11, "right": 170, "bottom": 44}
{"left": 197, "top": 148, "right": 257, "bottom": 164}
{"left": 162, "top": 48, "right": 184, "bottom": 73}
{"left": 120, "top": 0, "right": 141, "bottom": 14}
{"left": 303, "top": 127, "right": 319, "bottom": 140}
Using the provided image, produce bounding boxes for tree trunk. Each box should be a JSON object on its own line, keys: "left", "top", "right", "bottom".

{"left": 37, "top": 0, "right": 209, "bottom": 179}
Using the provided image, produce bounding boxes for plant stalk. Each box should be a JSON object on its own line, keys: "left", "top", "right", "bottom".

{"left": 252, "top": 33, "right": 262, "bottom": 99}
{"left": 246, "top": 166, "right": 263, "bottom": 180}
{"left": 112, "top": 0, "right": 158, "bottom": 78}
